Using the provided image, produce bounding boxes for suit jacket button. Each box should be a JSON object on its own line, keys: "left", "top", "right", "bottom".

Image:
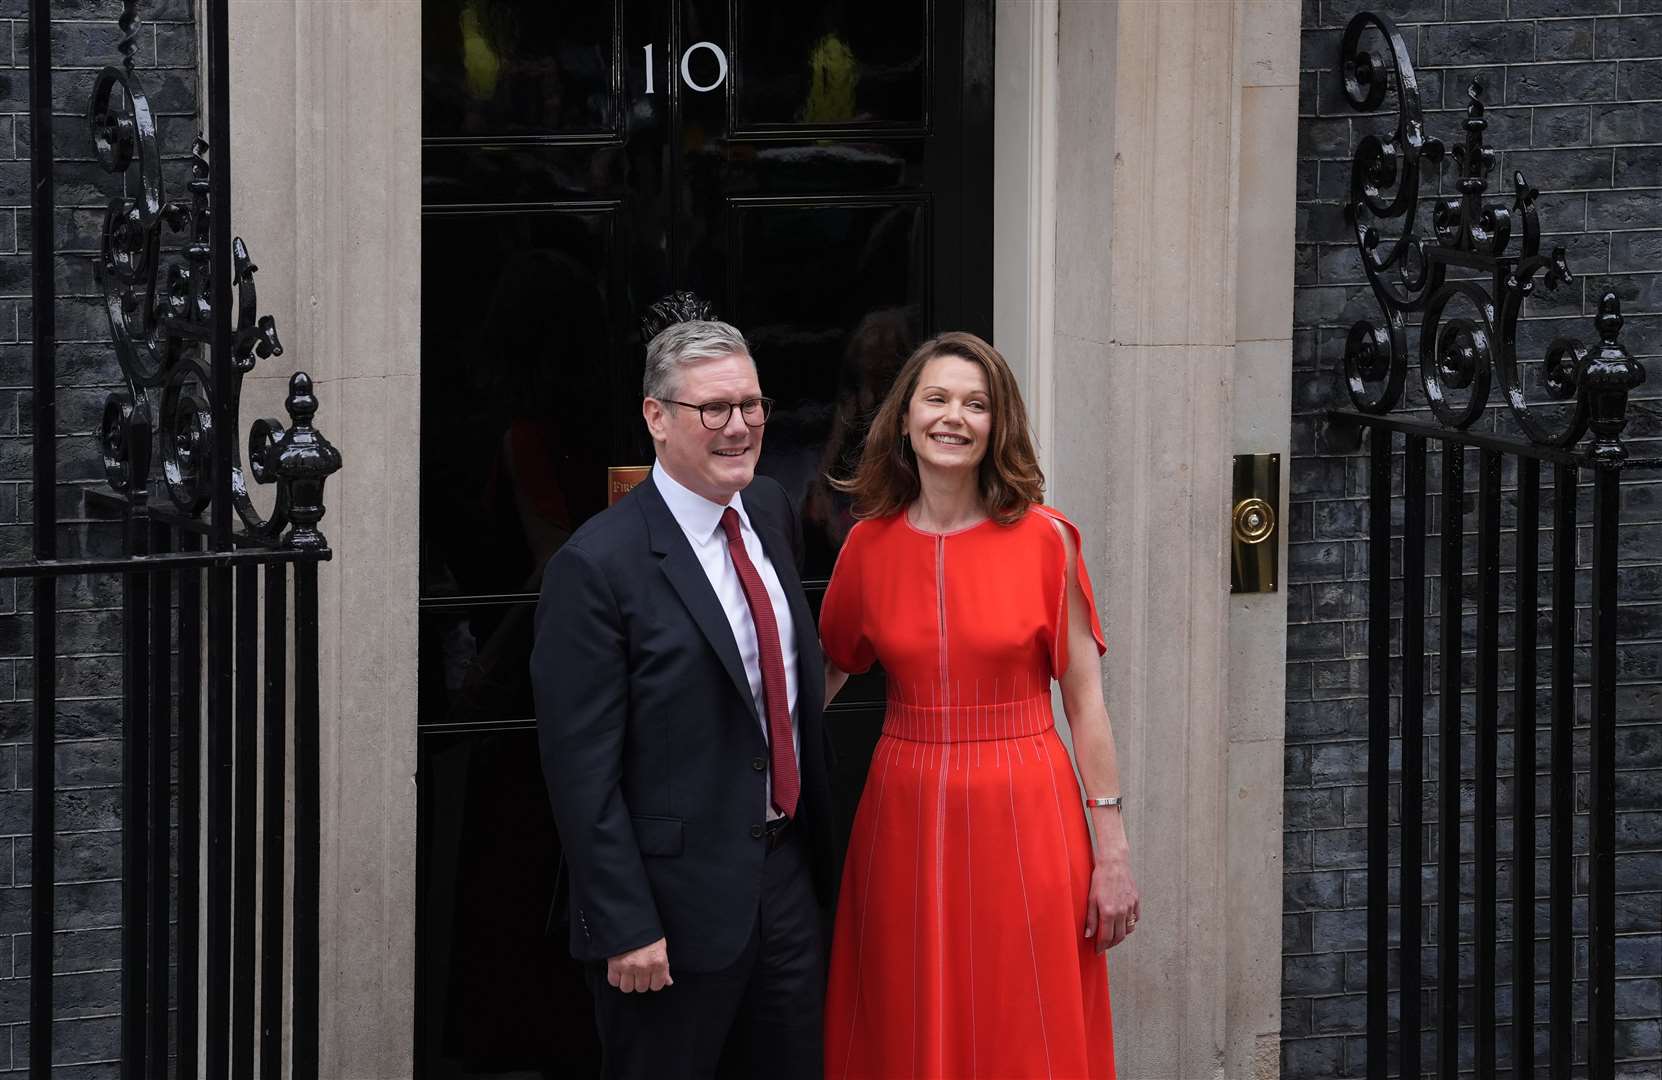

{"left": 750, "top": 824, "right": 764, "bottom": 839}
{"left": 751, "top": 756, "right": 766, "bottom": 772}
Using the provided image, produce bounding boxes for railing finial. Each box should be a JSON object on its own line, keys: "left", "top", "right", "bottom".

{"left": 1595, "top": 290, "right": 1624, "bottom": 345}
{"left": 266, "top": 373, "right": 343, "bottom": 551}
{"left": 1584, "top": 293, "right": 1647, "bottom": 467}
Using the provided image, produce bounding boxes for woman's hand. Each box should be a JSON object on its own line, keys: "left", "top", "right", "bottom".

{"left": 1084, "top": 850, "right": 1140, "bottom": 953}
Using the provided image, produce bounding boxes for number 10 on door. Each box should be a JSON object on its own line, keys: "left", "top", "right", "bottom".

{"left": 643, "top": 42, "right": 730, "bottom": 93}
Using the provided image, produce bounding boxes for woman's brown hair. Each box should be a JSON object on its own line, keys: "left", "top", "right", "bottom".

{"left": 832, "top": 331, "right": 1045, "bottom": 524}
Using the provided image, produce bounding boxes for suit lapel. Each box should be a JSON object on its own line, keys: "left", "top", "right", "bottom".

{"left": 637, "top": 476, "right": 760, "bottom": 724}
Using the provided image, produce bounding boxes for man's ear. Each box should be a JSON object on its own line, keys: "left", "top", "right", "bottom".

{"left": 642, "top": 397, "right": 669, "bottom": 443}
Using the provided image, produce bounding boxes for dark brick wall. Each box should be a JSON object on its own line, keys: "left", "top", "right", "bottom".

{"left": 0, "top": 1, "right": 194, "bottom": 1073}
{"left": 1290, "top": 2, "right": 1662, "bottom": 1076}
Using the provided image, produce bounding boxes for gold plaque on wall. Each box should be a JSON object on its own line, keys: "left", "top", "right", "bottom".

{"left": 608, "top": 465, "right": 651, "bottom": 505}
{"left": 1230, "top": 453, "right": 1280, "bottom": 594}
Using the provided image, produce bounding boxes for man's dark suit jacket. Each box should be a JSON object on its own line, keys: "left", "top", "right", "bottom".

{"left": 531, "top": 473, "right": 838, "bottom": 973}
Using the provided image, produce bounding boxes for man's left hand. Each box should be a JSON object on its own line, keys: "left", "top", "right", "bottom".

{"left": 606, "top": 937, "right": 673, "bottom": 992}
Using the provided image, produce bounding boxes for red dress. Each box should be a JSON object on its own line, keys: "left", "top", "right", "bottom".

{"left": 820, "top": 506, "right": 1114, "bottom": 1080}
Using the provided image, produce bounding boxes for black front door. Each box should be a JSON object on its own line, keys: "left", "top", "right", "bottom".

{"left": 417, "top": 1, "right": 991, "bottom": 1073}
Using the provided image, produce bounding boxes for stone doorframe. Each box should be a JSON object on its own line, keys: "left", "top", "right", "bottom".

{"left": 228, "top": 3, "right": 420, "bottom": 1076}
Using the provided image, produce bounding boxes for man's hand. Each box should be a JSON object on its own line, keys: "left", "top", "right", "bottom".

{"left": 606, "top": 937, "right": 672, "bottom": 992}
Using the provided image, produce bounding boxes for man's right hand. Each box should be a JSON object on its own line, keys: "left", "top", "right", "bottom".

{"left": 606, "top": 937, "right": 672, "bottom": 993}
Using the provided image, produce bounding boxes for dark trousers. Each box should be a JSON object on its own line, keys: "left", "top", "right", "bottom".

{"left": 586, "top": 828, "right": 825, "bottom": 1080}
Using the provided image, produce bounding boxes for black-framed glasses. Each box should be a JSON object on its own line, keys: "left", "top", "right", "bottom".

{"left": 662, "top": 396, "right": 775, "bottom": 430}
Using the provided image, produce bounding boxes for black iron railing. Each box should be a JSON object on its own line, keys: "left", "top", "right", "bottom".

{"left": 1333, "top": 14, "right": 1653, "bottom": 1079}
{"left": 22, "top": 0, "right": 340, "bottom": 1076}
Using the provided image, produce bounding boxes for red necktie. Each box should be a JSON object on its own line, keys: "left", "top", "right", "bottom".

{"left": 720, "top": 508, "right": 799, "bottom": 818}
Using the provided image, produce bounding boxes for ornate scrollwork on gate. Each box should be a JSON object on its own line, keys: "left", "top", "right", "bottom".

{"left": 89, "top": 0, "right": 340, "bottom": 546}
{"left": 1338, "top": 14, "right": 1646, "bottom": 454}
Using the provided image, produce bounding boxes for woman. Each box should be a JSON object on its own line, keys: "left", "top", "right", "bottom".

{"left": 820, "top": 332, "right": 1138, "bottom": 1080}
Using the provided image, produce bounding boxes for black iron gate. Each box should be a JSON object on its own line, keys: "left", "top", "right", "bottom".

{"left": 1332, "top": 16, "right": 1657, "bottom": 1078}
{"left": 13, "top": 1, "right": 340, "bottom": 1076}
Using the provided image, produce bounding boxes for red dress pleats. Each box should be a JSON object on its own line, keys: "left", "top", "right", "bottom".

{"left": 820, "top": 508, "right": 1114, "bottom": 1080}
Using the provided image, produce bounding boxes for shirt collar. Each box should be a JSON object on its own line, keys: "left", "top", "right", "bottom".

{"left": 652, "top": 461, "right": 752, "bottom": 544}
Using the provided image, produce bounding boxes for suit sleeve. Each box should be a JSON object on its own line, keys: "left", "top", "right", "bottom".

{"left": 531, "top": 542, "right": 663, "bottom": 959}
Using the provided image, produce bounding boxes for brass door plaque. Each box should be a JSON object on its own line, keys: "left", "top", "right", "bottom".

{"left": 1231, "top": 453, "right": 1280, "bottom": 593}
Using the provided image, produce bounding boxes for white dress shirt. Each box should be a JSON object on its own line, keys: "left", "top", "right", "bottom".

{"left": 652, "top": 463, "right": 800, "bottom": 815}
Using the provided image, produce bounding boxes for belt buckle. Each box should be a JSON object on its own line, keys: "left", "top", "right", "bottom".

{"left": 764, "top": 816, "right": 791, "bottom": 850}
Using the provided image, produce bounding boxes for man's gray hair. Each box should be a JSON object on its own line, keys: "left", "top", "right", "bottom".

{"left": 642, "top": 319, "right": 753, "bottom": 401}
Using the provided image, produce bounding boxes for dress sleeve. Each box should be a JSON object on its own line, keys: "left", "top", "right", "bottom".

{"left": 819, "top": 521, "right": 876, "bottom": 675}
{"left": 1036, "top": 505, "right": 1107, "bottom": 679}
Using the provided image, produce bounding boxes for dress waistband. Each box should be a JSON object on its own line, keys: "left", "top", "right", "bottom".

{"left": 882, "top": 691, "right": 1055, "bottom": 744}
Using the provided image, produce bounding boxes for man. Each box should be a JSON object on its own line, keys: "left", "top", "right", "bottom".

{"left": 531, "top": 318, "right": 837, "bottom": 1079}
